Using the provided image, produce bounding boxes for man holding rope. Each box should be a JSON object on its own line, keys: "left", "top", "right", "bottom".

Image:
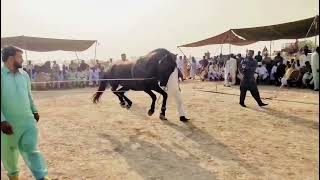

{"left": 239, "top": 50, "right": 268, "bottom": 107}
{"left": 1, "top": 46, "right": 50, "bottom": 180}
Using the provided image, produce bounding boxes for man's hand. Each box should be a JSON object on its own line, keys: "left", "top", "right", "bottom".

{"left": 1, "top": 121, "right": 13, "bottom": 135}
{"left": 33, "top": 113, "right": 40, "bottom": 122}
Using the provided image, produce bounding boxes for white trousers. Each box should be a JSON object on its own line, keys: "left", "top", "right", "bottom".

{"left": 166, "top": 68, "right": 187, "bottom": 117}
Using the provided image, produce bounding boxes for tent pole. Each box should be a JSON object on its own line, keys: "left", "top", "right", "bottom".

{"left": 178, "top": 47, "right": 187, "bottom": 57}
{"left": 75, "top": 51, "right": 80, "bottom": 62}
{"left": 315, "top": 21, "right": 318, "bottom": 47}
{"left": 94, "top": 41, "right": 97, "bottom": 63}
{"left": 25, "top": 50, "right": 28, "bottom": 62}
{"left": 229, "top": 44, "right": 231, "bottom": 54}
{"left": 220, "top": 44, "right": 223, "bottom": 54}
{"left": 270, "top": 41, "right": 272, "bottom": 56}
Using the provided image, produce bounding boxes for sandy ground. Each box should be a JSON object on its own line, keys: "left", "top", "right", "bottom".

{"left": 1, "top": 81, "right": 319, "bottom": 180}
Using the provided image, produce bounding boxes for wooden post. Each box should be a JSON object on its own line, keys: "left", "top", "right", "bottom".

{"left": 269, "top": 41, "right": 272, "bottom": 56}
{"left": 315, "top": 21, "right": 318, "bottom": 46}
{"left": 94, "top": 41, "right": 97, "bottom": 62}
{"left": 25, "top": 50, "right": 28, "bottom": 61}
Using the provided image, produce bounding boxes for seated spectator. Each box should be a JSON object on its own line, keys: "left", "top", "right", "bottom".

{"left": 68, "top": 69, "right": 77, "bottom": 87}
{"left": 275, "top": 60, "right": 287, "bottom": 86}
{"left": 281, "top": 63, "right": 299, "bottom": 87}
{"left": 256, "top": 62, "right": 269, "bottom": 83}
{"left": 77, "top": 67, "right": 88, "bottom": 88}
{"left": 300, "top": 61, "right": 313, "bottom": 88}
{"left": 208, "top": 62, "right": 222, "bottom": 81}
{"left": 270, "top": 63, "right": 277, "bottom": 84}
{"left": 285, "top": 61, "right": 291, "bottom": 71}
{"left": 89, "top": 67, "right": 100, "bottom": 86}
{"left": 302, "top": 72, "right": 313, "bottom": 89}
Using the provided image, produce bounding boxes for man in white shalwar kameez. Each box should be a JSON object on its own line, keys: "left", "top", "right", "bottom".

{"left": 164, "top": 67, "right": 190, "bottom": 122}
{"left": 224, "top": 54, "right": 237, "bottom": 86}
{"left": 311, "top": 47, "right": 319, "bottom": 91}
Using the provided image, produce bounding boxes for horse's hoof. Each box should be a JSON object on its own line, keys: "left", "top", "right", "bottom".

{"left": 159, "top": 114, "right": 167, "bottom": 121}
{"left": 148, "top": 109, "right": 154, "bottom": 116}
{"left": 180, "top": 116, "right": 190, "bottom": 122}
{"left": 120, "top": 102, "right": 126, "bottom": 108}
{"left": 126, "top": 104, "right": 132, "bottom": 109}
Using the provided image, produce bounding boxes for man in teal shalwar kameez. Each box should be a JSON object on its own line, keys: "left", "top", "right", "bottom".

{"left": 1, "top": 46, "right": 50, "bottom": 180}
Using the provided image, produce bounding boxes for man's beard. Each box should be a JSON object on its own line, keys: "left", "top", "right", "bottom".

{"left": 14, "top": 62, "right": 22, "bottom": 69}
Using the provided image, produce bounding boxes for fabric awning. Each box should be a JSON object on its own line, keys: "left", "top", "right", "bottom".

{"left": 1, "top": 36, "right": 96, "bottom": 52}
{"left": 179, "top": 15, "right": 319, "bottom": 47}
{"left": 179, "top": 30, "right": 256, "bottom": 47}
{"left": 232, "top": 16, "right": 319, "bottom": 41}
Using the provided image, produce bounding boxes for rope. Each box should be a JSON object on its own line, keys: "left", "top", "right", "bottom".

{"left": 198, "top": 90, "right": 318, "bottom": 105}
{"left": 31, "top": 77, "right": 155, "bottom": 84}
{"left": 31, "top": 90, "right": 129, "bottom": 93}
{"left": 305, "top": 16, "right": 317, "bottom": 38}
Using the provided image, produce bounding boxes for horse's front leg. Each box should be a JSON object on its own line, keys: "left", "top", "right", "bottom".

{"left": 144, "top": 90, "right": 157, "bottom": 116}
{"left": 154, "top": 86, "right": 168, "bottom": 120}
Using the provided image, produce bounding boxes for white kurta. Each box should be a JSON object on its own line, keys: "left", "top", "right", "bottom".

{"left": 299, "top": 54, "right": 311, "bottom": 66}
{"left": 311, "top": 52, "right": 319, "bottom": 89}
{"left": 256, "top": 66, "right": 269, "bottom": 80}
{"left": 166, "top": 67, "right": 187, "bottom": 117}
{"left": 190, "top": 62, "right": 197, "bottom": 79}
{"left": 224, "top": 58, "right": 237, "bottom": 85}
{"left": 270, "top": 65, "right": 277, "bottom": 80}
{"left": 176, "top": 58, "right": 184, "bottom": 72}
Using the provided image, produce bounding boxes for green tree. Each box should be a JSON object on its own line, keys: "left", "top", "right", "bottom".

{"left": 298, "top": 40, "right": 317, "bottom": 50}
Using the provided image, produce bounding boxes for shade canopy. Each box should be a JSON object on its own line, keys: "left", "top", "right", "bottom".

{"left": 179, "top": 15, "right": 319, "bottom": 47}
{"left": 1, "top": 36, "right": 96, "bottom": 52}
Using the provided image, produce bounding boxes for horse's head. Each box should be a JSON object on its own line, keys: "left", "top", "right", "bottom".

{"left": 156, "top": 53, "right": 177, "bottom": 87}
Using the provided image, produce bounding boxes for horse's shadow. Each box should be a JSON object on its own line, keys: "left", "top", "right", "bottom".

{"left": 161, "top": 120, "right": 264, "bottom": 177}
{"left": 247, "top": 107, "right": 319, "bottom": 130}
{"left": 103, "top": 134, "right": 217, "bottom": 180}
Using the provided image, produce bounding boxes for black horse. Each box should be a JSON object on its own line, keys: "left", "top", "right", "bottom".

{"left": 93, "top": 48, "right": 187, "bottom": 121}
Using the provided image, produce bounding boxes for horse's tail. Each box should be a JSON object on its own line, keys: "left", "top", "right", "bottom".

{"left": 92, "top": 72, "right": 109, "bottom": 103}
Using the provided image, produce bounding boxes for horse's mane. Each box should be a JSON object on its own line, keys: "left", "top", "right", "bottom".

{"left": 139, "top": 48, "right": 175, "bottom": 64}
{"left": 112, "top": 49, "right": 175, "bottom": 68}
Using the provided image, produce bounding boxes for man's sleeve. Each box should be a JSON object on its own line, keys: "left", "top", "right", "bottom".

{"left": 26, "top": 73, "right": 38, "bottom": 113}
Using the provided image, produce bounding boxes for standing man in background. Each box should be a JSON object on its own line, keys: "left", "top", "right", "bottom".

{"left": 121, "top": 53, "right": 128, "bottom": 62}
{"left": 1, "top": 46, "right": 50, "bottom": 180}
{"left": 311, "top": 47, "right": 319, "bottom": 91}
{"left": 239, "top": 50, "right": 268, "bottom": 107}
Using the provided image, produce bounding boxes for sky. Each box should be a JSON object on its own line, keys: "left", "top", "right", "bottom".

{"left": 1, "top": 0, "right": 319, "bottom": 63}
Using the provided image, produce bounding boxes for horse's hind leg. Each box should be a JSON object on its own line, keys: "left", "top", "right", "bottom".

{"left": 120, "top": 92, "right": 133, "bottom": 109}
{"left": 144, "top": 90, "right": 157, "bottom": 116}
{"left": 117, "top": 87, "right": 132, "bottom": 109}
{"left": 153, "top": 86, "right": 168, "bottom": 120}
{"left": 111, "top": 86, "right": 126, "bottom": 108}
{"left": 113, "top": 92, "right": 126, "bottom": 108}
